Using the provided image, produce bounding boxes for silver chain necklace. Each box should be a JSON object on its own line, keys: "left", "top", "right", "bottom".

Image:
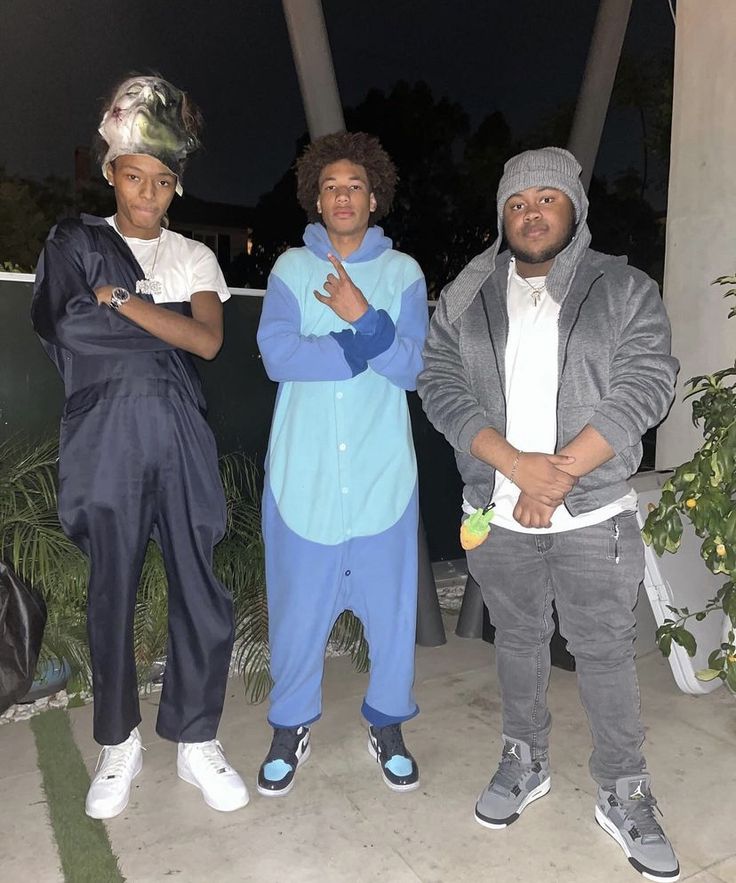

{"left": 519, "top": 275, "right": 546, "bottom": 307}
{"left": 113, "top": 215, "right": 163, "bottom": 298}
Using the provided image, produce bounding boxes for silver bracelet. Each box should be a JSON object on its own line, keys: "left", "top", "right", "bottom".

{"left": 509, "top": 449, "right": 523, "bottom": 485}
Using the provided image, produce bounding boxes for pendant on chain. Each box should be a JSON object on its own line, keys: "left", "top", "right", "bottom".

{"left": 136, "top": 277, "right": 163, "bottom": 297}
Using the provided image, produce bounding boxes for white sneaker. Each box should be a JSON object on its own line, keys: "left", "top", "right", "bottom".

{"left": 177, "top": 739, "right": 249, "bottom": 812}
{"left": 85, "top": 728, "right": 144, "bottom": 819}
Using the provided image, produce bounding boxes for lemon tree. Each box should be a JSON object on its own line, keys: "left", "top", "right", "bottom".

{"left": 642, "top": 277, "right": 736, "bottom": 691}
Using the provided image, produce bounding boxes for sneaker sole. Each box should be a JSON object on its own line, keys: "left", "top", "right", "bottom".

{"left": 474, "top": 776, "right": 551, "bottom": 829}
{"left": 594, "top": 804, "right": 680, "bottom": 882}
{"left": 256, "top": 741, "right": 311, "bottom": 798}
{"left": 85, "top": 755, "right": 143, "bottom": 820}
{"left": 367, "top": 735, "right": 420, "bottom": 793}
{"left": 177, "top": 762, "right": 250, "bottom": 812}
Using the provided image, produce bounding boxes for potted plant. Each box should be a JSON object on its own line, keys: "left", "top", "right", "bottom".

{"left": 642, "top": 275, "right": 736, "bottom": 691}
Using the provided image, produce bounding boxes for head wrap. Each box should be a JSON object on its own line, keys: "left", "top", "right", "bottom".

{"left": 98, "top": 76, "right": 201, "bottom": 196}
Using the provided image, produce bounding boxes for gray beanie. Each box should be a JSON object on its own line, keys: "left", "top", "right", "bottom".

{"left": 439, "top": 145, "right": 592, "bottom": 323}
{"left": 496, "top": 146, "right": 583, "bottom": 222}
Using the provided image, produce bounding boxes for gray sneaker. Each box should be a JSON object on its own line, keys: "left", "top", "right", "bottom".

{"left": 595, "top": 774, "right": 680, "bottom": 882}
{"left": 474, "top": 735, "right": 551, "bottom": 829}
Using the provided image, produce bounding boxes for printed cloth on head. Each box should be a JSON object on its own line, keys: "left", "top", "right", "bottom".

{"left": 98, "top": 76, "right": 200, "bottom": 196}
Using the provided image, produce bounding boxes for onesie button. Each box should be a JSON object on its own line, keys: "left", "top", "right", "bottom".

{"left": 338, "top": 443, "right": 347, "bottom": 451}
{"left": 345, "top": 570, "right": 351, "bottom": 576}
{"left": 336, "top": 391, "right": 343, "bottom": 399}
{"left": 341, "top": 487, "right": 349, "bottom": 494}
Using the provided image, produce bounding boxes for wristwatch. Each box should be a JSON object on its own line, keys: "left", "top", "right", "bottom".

{"left": 109, "top": 287, "right": 131, "bottom": 311}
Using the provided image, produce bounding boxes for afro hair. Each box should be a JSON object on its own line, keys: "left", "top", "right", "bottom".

{"left": 295, "top": 131, "right": 398, "bottom": 224}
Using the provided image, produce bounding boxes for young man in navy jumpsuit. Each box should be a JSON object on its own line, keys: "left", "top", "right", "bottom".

{"left": 32, "top": 76, "right": 248, "bottom": 819}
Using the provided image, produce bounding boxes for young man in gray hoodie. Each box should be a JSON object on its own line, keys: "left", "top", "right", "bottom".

{"left": 417, "top": 147, "right": 680, "bottom": 882}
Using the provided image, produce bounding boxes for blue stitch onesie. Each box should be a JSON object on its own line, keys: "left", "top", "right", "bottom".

{"left": 257, "top": 222, "right": 428, "bottom": 727}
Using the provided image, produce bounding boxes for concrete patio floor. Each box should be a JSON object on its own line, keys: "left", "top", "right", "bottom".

{"left": 1, "top": 616, "right": 735, "bottom": 883}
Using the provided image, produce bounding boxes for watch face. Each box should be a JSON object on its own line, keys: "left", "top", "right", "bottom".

{"left": 109, "top": 287, "right": 131, "bottom": 311}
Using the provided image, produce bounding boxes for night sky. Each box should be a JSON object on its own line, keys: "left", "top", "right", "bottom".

{"left": 1, "top": 0, "right": 674, "bottom": 207}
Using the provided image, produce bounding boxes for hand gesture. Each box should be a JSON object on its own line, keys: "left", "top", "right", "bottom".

{"left": 513, "top": 452, "right": 577, "bottom": 507}
{"left": 314, "top": 254, "right": 369, "bottom": 323}
{"left": 513, "top": 492, "right": 556, "bottom": 529}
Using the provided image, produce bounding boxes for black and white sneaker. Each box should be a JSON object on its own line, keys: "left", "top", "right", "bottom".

{"left": 256, "top": 726, "right": 311, "bottom": 797}
{"left": 367, "top": 724, "right": 420, "bottom": 792}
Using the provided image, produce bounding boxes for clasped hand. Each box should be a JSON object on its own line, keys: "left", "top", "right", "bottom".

{"left": 513, "top": 452, "right": 576, "bottom": 507}
{"left": 511, "top": 452, "right": 578, "bottom": 528}
{"left": 314, "top": 254, "right": 369, "bottom": 324}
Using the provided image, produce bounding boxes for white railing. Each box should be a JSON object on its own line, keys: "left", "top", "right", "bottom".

{"left": 0, "top": 271, "right": 265, "bottom": 298}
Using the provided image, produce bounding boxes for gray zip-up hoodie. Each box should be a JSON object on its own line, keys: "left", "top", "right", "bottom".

{"left": 417, "top": 150, "right": 679, "bottom": 517}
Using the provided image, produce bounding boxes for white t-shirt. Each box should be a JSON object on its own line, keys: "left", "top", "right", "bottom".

{"left": 471, "top": 258, "right": 636, "bottom": 534}
{"left": 105, "top": 217, "right": 230, "bottom": 305}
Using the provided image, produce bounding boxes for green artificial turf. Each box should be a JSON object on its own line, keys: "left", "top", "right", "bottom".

{"left": 31, "top": 708, "right": 125, "bottom": 883}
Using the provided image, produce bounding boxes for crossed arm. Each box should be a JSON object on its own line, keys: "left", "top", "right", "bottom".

{"left": 259, "top": 253, "right": 426, "bottom": 388}
{"left": 32, "top": 232, "right": 222, "bottom": 359}
{"left": 94, "top": 285, "right": 224, "bottom": 360}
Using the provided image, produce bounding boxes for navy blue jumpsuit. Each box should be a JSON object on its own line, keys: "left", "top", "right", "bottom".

{"left": 32, "top": 214, "right": 234, "bottom": 746}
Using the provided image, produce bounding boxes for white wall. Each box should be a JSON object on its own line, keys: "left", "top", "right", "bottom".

{"left": 657, "top": 0, "right": 736, "bottom": 468}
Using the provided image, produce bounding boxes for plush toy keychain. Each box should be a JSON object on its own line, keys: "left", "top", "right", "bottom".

{"left": 460, "top": 503, "right": 496, "bottom": 551}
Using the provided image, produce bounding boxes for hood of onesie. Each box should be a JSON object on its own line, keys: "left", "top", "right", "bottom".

{"left": 303, "top": 223, "right": 392, "bottom": 263}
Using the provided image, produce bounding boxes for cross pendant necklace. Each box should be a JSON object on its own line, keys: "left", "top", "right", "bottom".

{"left": 521, "top": 277, "right": 545, "bottom": 307}
{"left": 113, "top": 215, "right": 164, "bottom": 298}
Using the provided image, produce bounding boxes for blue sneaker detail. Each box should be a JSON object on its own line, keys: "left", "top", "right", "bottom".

{"left": 368, "top": 724, "right": 420, "bottom": 792}
{"left": 257, "top": 726, "right": 310, "bottom": 797}
{"left": 263, "top": 759, "right": 293, "bottom": 782}
{"left": 385, "top": 755, "right": 413, "bottom": 777}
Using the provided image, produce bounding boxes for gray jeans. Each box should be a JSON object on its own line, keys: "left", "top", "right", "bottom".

{"left": 467, "top": 511, "right": 646, "bottom": 788}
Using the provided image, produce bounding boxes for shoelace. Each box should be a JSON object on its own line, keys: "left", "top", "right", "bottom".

{"left": 95, "top": 739, "right": 143, "bottom": 780}
{"left": 266, "top": 728, "right": 304, "bottom": 763}
{"left": 374, "top": 724, "right": 407, "bottom": 759}
{"left": 489, "top": 755, "right": 530, "bottom": 793}
{"left": 192, "top": 740, "right": 231, "bottom": 774}
{"left": 623, "top": 795, "right": 666, "bottom": 843}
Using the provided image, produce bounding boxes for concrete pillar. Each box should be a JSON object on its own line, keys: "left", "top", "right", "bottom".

{"left": 568, "top": 0, "right": 633, "bottom": 191}
{"left": 657, "top": 0, "right": 736, "bottom": 468}
{"left": 282, "top": 0, "right": 345, "bottom": 140}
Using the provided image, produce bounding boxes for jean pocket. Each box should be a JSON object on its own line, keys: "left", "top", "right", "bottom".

{"left": 605, "top": 511, "right": 641, "bottom": 563}
{"left": 606, "top": 517, "right": 623, "bottom": 562}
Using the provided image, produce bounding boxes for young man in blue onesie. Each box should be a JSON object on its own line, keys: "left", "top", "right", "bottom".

{"left": 256, "top": 131, "right": 428, "bottom": 796}
{"left": 32, "top": 76, "right": 248, "bottom": 819}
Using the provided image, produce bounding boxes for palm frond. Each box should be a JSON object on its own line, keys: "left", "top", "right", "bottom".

{"left": 214, "top": 454, "right": 273, "bottom": 703}
{"left": 330, "top": 611, "right": 370, "bottom": 673}
{"left": 40, "top": 611, "right": 92, "bottom": 692}
{"left": 0, "top": 439, "right": 60, "bottom": 536}
{"left": 0, "top": 438, "right": 85, "bottom": 591}
{"left": 132, "top": 543, "right": 169, "bottom": 680}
